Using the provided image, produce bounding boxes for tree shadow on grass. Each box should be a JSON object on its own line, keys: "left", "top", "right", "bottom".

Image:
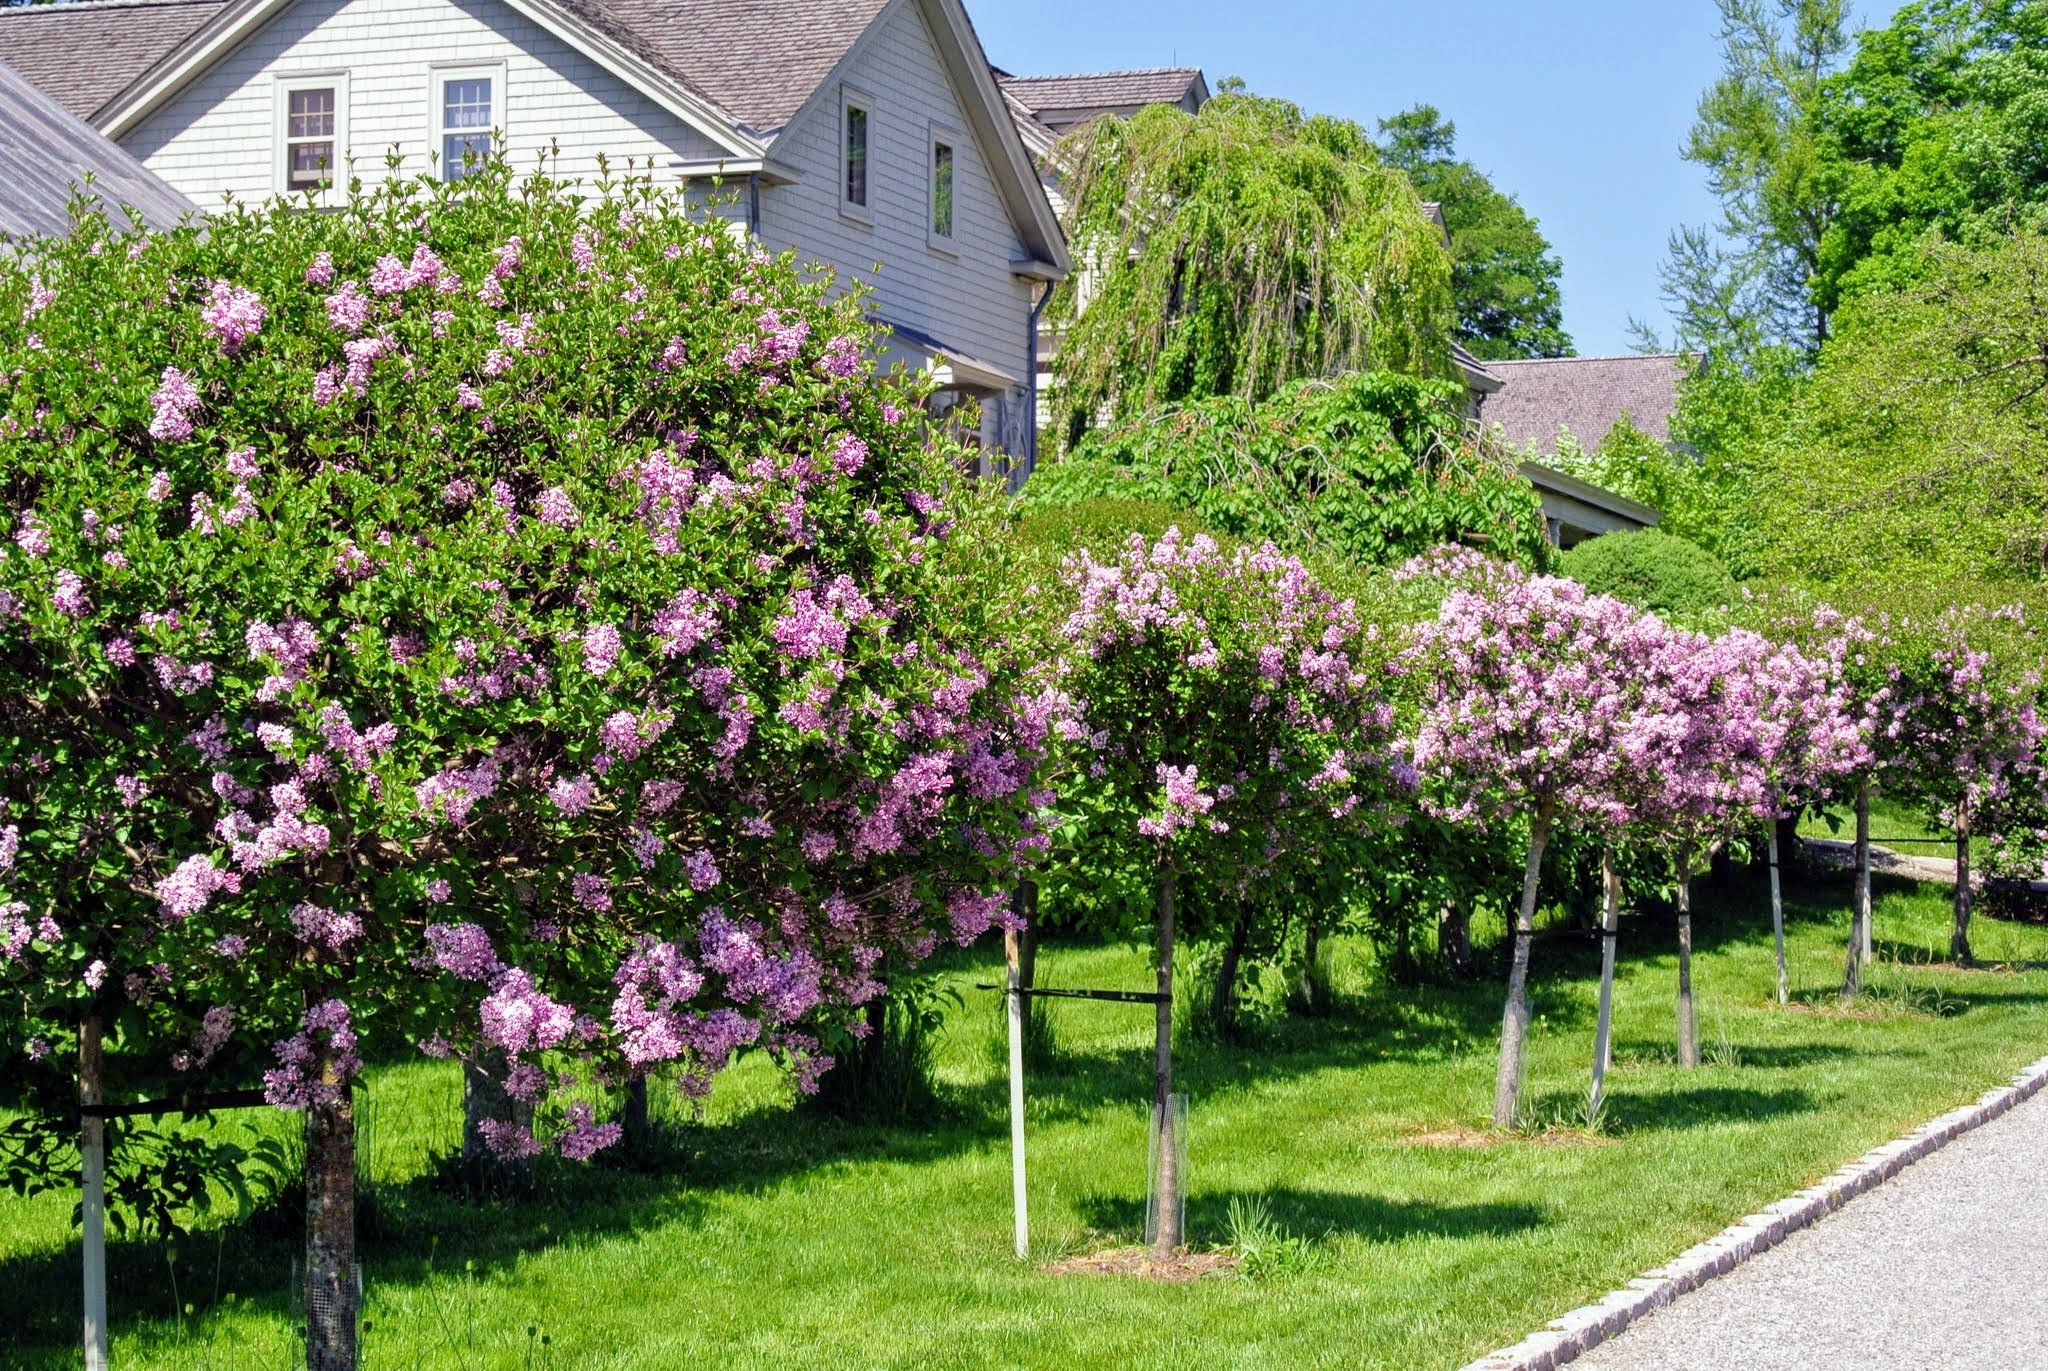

{"left": 1600, "top": 1084, "right": 1820, "bottom": 1134}
{"left": 1071, "top": 1185, "right": 1548, "bottom": 1250}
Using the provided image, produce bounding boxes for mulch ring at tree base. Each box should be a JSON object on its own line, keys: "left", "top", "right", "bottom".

{"left": 1042, "top": 1248, "right": 1240, "bottom": 1281}
{"left": 1399, "top": 1124, "right": 1615, "bottom": 1148}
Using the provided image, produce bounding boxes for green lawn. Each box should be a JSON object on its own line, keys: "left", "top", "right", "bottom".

{"left": 5, "top": 866, "right": 2047, "bottom": 1370}
{"left": 1798, "top": 792, "right": 1980, "bottom": 863}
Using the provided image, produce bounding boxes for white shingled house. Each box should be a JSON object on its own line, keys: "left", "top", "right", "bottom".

{"left": 0, "top": 0, "right": 1069, "bottom": 468}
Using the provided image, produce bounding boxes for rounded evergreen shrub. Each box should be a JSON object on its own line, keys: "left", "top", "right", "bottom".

{"left": 1558, "top": 529, "right": 1735, "bottom": 620}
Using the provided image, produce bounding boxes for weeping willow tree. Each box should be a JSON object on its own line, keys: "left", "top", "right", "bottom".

{"left": 1045, "top": 88, "right": 1456, "bottom": 451}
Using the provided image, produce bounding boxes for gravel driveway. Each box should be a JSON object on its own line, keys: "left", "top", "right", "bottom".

{"left": 1572, "top": 1083, "right": 2048, "bottom": 1370}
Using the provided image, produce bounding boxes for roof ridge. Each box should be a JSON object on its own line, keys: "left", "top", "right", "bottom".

{"left": 0, "top": 0, "right": 214, "bottom": 14}
{"left": 1000, "top": 66, "right": 1203, "bottom": 82}
{"left": 1489, "top": 351, "right": 1697, "bottom": 365}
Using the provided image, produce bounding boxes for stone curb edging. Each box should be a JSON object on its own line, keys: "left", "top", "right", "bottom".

{"left": 1457, "top": 1050, "right": 2048, "bottom": 1371}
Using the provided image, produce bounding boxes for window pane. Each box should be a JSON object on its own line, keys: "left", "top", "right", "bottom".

{"left": 444, "top": 133, "right": 491, "bottom": 179}
{"left": 845, "top": 105, "right": 867, "bottom": 206}
{"left": 443, "top": 77, "right": 492, "bottom": 130}
{"left": 932, "top": 141, "right": 953, "bottom": 237}
{"left": 288, "top": 141, "right": 333, "bottom": 187}
{"left": 288, "top": 87, "right": 334, "bottom": 138}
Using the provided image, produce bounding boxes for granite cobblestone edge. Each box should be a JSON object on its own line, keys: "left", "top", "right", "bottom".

{"left": 1457, "top": 1050, "right": 2048, "bottom": 1371}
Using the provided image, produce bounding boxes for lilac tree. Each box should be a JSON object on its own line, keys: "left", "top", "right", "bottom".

{"left": 1054, "top": 529, "right": 1406, "bottom": 1252}
{"left": 1410, "top": 564, "right": 1682, "bottom": 1127}
{"left": 0, "top": 168, "right": 1050, "bottom": 1369}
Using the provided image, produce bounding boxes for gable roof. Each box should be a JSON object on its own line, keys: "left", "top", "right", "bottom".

{"left": 0, "top": 0, "right": 1066, "bottom": 268}
{"left": 0, "top": 55, "right": 195, "bottom": 238}
{"left": 0, "top": 0, "right": 228, "bottom": 122}
{"left": 1481, "top": 352, "right": 1703, "bottom": 454}
{"left": 553, "top": 0, "right": 887, "bottom": 137}
{"left": 996, "top": 67, "right": 1206, "bottom": 127}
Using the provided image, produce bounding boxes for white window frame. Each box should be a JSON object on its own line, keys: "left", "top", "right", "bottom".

{"left": 840, "top": 83, "right": 874, "bottom": 224}
{"left": 273, "top": 72, "right": 349, "bottom": 200}
{"left": 429, "top": 61, "right": 506, "bottom": 182}
{"left": 927, "top": 121, "right": 960, "bottom": 253}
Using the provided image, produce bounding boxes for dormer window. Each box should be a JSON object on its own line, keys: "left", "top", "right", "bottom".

{"left": 841, "top": 85, "right": 872, "bottom": 219}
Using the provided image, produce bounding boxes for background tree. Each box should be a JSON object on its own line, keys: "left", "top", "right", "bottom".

{"left": 1026, "top": 371, "right": 1552, "bottom": 571}
{"left": 1757, "top": 226, "right": 2048, "bottom": 587}
{"left": 1376, "top": 104, "right": 1573, "bottom": 361}
{"left": 1044, "top": 90, "right": 1453, "bottom": 448}
{"left": 1649, "top": 0, "right": 1853, "bottom": 357}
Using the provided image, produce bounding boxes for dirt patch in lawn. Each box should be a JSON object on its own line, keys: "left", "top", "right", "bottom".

{"left": 1043, "top": 1247, "right": 1239, "bottom": 1282}
{"left": 1401, "top": 1124, "right": 1615, "bottom": 1148}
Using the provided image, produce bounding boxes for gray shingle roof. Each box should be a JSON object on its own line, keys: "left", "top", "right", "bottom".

{"left": 0, "top": 0, "right": 886, "bottom": 137}
{"left": 996, "top": 67, "right": 1204, "bottom": 123}
{"left": 552, "top": 0, "right": 889, "bottom": 136}
{"left": 1481, "top": 353, "right": 1703, "bottom": 454}
{"left": 0, "top": 0, "right": 228, "bottom": 121}
{"left": 0, "top": 56, "right": 194, "bottom": 238}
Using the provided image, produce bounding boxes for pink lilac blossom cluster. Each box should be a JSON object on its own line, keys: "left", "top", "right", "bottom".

{"left": 0, "top": 176, "right": 1055, "bottom": 1183}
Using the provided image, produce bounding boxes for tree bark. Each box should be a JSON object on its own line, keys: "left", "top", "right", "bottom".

{"left": 1151, "top": 860, "right": 1180, "bottom": 1256}
{"left": 461, "top": 1047, "right": 533, "bottom": 1191}
{"left": 1439, "top": 899, "right": 1473, "bottom": 976}
{"left": 1212, "top": 902, "right": 1254, "bottom": 1038}
{"left": 619, "top": 1075, "right": 651, "bottom": 1153}
{"left": 1952, "top": 800, "right": 1974, "bottom": 966}
{"left": 304, "top": 1039, "right": 358, "bottom": 1371}
{"left": 1493, "top": 809, "right": 1552, "bottom": 1129}
{"left": 1844, "top": 782, "right": 1871, "bottom": 996}
{"left": 1768, "top": 818, "right": 1787, "bottom": 1007}
{"left": 80, "top": 1016, "right": 107, "bottom": 1371}
{"left": 1587, "top": 848, "right": 1621, "bottom": 1120}
{"left": 1298, "top": 910, "right": 1322, "bottom": 1013}
{"left": 1675, "top": 855, "right": 1698, "bottom": 1069}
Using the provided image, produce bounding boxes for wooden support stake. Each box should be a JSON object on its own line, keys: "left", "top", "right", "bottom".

{"left": 81, "top": 1016, "right": 107, "bottom": 1371}
{"left": 1769, "top": 817, "right": 1787, "bottom": 1007}
{"left": 1003, "top": 924, "right": 1029, "bottom": 1261}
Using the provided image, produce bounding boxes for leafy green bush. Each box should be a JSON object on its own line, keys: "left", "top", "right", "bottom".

{"left": 1024, "top": 371, "right": 1551, "bottom": 570}
{"left": 1558, "top": 529, "right": 1735, "bottom": 621}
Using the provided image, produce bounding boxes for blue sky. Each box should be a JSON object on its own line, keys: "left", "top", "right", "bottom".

{"left": 971, "top": 0, "right": 1891, "bottom": 357}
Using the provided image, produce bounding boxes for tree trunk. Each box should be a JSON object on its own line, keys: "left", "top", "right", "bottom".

{"left": 1493, "top": 809, "right": 1552, "bottom": 1129}
{"left": 1151, "top": 861, "right": 1180, "bottom": 1256}
{"left": 1015, "top": 880, "right": 1039, "bottom": 993}
{"left": 1774, "top": 814, "right": 1801, "bottom": 882}
{"left": 304, "top": 1038, "right": 358, "bottom": 1371}
{"left": 1952, "top": 801, "right": 1974, "bottom": 966}
{"left": 1587, "top": 848, "right": 1621, "bottom": 1120}
{"left": 1003, "top": 921, "right": 1029, "bottom": 1261}
{"left": 1212, "top": 903, "right": 1254, "bottom": 1038}
{"left": 1298, "top": 910, "right": 1322, "bottom": 1014}
{"left": 1856, "top": 782, "right": 1873, "bottom": 965}
{"left": 461, "top": 1047, "right": 533, "bottom": 1191}
{"left": 1844, "top": 782, "right": 1870, "bottom": 996}
{"left": 80, "top": 1016, "right": 107, "bottom": 1371}
{"left": 1676, "top": 856, "right": 1698, "bottom": 1069}
{"left": 621, "top": 1076, "right": 650, "bottom": 1154}
{"left": 1439, "top": 899, "right": 1473, "bottom": 976}
{"left": 1768, "top": 818, "right": 1787, "bottom": 1007}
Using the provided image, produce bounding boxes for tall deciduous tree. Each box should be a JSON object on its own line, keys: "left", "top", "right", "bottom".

{"left": 1377, "top": 104, "right": 1573, "bottom": 361}
{"left": 1658, "top": 0, "right": 1852, "bottom": 356}
{"left": 1045, "top": 90, "right": 1453, "bottom": 449}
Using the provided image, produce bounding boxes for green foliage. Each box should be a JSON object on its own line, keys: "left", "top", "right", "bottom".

{"left": 1223, "top": 1194, "right": 1325, "bottom": 1279}
{"left": 1558, "top": 530, "right": 1736, "bottom": 621}
{"left": 1045, "top": 90, "right": 1454, "bottom": 444}
{"left": 1652, "top": 0, "right": 1852, "bottom": 357}
{"left": 806, "top": 978, "right": 959, "bottom": 1122}
{"left": 1024, "top": 371, "right": 1551, "bottom": 571}
{"left": 1377, "top": 104, "right": 1573, "bottom": 360}
{"left": 1758, "top": 225, "right": 2048, "bottom": 586}
{"left": 1814, "top": 0, "right": 2048, "bottom": 318}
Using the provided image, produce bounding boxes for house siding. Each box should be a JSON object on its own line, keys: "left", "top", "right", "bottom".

{"left": 123, "top": 0, "right": 734, "bottom": 202}
{"left": 757, "top": 0, "right": 1034, "bottom": 442}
